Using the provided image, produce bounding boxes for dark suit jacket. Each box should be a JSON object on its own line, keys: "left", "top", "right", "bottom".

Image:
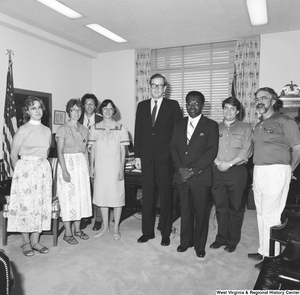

{"left": 134, "top": 98, "right": 182, "bottom": 166}
{"left": 79, "top": 113, "right": 103, "bottom": 125}
{"left": 171, "top": 115, "right": 219, "bottom": 186}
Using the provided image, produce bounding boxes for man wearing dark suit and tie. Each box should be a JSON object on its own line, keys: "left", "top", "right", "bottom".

{"left": 171, "top": 91, "right": 219, "bottom": 258}
{"left": 79, "top": 93, "right": 103, "bottom": 231}
{"left": 134, "top": 73, "right": 183, "bottom": 246}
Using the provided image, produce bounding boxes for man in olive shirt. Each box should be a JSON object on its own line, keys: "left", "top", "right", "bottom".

{"left": 248, "top": 87, "right": 300, "bottom": 269}
{"left": 210, "top": 97, "right": 253, "bottom": 253}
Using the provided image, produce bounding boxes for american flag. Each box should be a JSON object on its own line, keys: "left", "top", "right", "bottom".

{"left": 2, "top": 53, "right": 18, "bottom": 177}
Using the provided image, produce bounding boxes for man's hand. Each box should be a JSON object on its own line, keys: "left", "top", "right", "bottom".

{"left": 217, "top": 162, "right": 231, "bottom": 172}
{"left": 134, "top": 158, "right": 141, "bottom": 170}
{"left": 118, "top": 169, "right": 124, "bottom": 181}
{"left": 179, "top": 167, "right": 194, "bottom": 181}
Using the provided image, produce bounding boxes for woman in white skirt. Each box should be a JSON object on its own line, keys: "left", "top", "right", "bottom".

{"left": 56, "top": 99, "right": 92, "bottom": 245}
{"left": 8, "top": 96, "right": 52, "bottom": 257}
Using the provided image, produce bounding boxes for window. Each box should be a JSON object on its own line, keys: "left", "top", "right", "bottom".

{"left": 151, "top": 41, "right": 236, "bottom": 122}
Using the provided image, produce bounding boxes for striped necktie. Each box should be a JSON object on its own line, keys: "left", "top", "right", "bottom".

{"left": 151, "top": 100, "right": 157, "bottom": 126}
{"left": 187, "top": 121, "right": 195, "bottom": 144}
{"left": 87, "top": 118, "right": 91, "bottom": 130}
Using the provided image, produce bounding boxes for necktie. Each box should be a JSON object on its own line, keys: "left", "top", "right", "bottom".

{"left": 151, "top": 100, "right": 157, "bottom": 126}
{"left": 187, "top": 121, "right": 194, "bottom": 144}
{"left": 87, "top": 118, "right": 91, "bottom": 130}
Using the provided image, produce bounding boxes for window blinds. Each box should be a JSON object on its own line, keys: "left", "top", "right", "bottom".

{"left": 151, "top": 41, "right": 236, "bottom": 122}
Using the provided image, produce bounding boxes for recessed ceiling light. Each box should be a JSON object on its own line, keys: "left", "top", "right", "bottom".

{"left": 37, "top": 0, "right": 83, "bottom": 19}
{"left": 246, "top": 0, "right": 268, "bottom": 26}
{"left": 85, "top": 24, "right": 127, "bottom": 43}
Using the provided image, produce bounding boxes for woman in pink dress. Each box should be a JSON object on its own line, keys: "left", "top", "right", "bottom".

{"left": 8, "top": 96, "right": 52, "bottom": 256}
{"left": 89, "top": 99, "right": 129, "bottom": 240}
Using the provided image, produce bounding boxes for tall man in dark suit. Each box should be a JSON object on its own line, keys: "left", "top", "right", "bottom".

{"left": 171, "top": 91, "right": 219, "bottom": 258}
{"left": 134, "top": 73, "right": 182, "bottom": 246}
{"left": 79, "top": 93, "right": 103, "bottom": 231}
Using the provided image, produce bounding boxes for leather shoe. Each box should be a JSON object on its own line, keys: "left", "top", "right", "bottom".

{"left": 196, "top": 250, "right": 206, "bottom": 258}
{"left": 177, "top": 244, "right": 193, "bottom": 252}
{"left": 209, "top": 241, "right": 225, "bottom": 249}
{"left": 161, "top": 237, "right": 170, "bottom": 246}
{"left": 80, "top": 218, "right": 92, "bottom": 230}
{"left": 224, "top": 245, "right": 236, "bottom": 253}
{"left": 137, "top": 234, "right": 155, "bottom": 243}
{"left": 255, "top": 261, "right": 263, "bottom": 270}
{"left": 92, "top": 221, "right": 102, "bottom": 231}
{"left": 248, "top": 252, "right": 263, "bottom": 261}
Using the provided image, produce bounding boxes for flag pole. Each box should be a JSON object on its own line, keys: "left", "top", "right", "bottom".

{"left": 2, "top": 49, "right": 17, "bottom": 178}
{"left": 5, "top": 49, "right": 14, "bottom": 61}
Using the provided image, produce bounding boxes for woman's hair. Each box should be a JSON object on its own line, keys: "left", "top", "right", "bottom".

{"left": 66, "top": 98, "right": 83, "bottom": 116}
{"left": 222, "top": 96, "right": 245, "bottom": 120}
{"left": 24, "top": 96, "right": 46, "bottom": 112}
{"left": 222, "top": 96, "right": 241, "bottom": 111}
{"left": 99, "top": 99, "right": 117, "bottom": 115}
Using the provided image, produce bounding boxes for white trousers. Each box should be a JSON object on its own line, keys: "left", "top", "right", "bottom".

{"left": 253, "top": 164, "right": 291, "bottom": 257}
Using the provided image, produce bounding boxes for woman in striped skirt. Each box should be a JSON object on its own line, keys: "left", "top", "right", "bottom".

{"left": 56, "top": 99, "right": 92, "bottom": 245}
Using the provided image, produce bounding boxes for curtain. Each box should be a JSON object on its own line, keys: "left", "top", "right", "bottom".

{"left": 235, "top": 37, "right": 260, "bottom": 126}
{"left": 136, "top": 49, "right": 151, "bottom": 104}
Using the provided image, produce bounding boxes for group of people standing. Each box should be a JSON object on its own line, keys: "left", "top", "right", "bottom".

{"left": 7, "top": 93, "right": 129, "bottom": 256}
{"left": 133, "top": 74, "right": 300, "bottom": 267}
{"left": 6, "top": 73, "right": 300, "bottom": 266}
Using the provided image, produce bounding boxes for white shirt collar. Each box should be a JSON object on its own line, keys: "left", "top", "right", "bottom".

{"left": 188, "top": 113, "right": 202, "bottom": 126}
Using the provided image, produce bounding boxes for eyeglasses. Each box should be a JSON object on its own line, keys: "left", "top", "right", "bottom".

{"left": 103, "top": 107, "right": 114, "bottom": 111}
{"left": 151, "top": 83, "right": 164, "bottom": 89}
{"left": 254, "top": 96, "right": 272, "bottom": 103}
{"left": 70, "top": 108, "right": 82, "bottom": 113}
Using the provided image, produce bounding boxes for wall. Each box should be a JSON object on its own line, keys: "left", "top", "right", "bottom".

{"left": 260, "top": 30, "right": 300, "bottom": 92}
{"left": 260, "top": 30, "right": 300, "bottom": 119}
{"left": 92, "top": 50, "right": 136, "bottom": 138}
{"left": 0, "top": 22, "right": 93, "bottom": 140}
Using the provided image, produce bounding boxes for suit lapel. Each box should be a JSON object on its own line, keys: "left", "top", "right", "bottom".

{"left": 181, "top": 117, "right": 189, "bottom": 147}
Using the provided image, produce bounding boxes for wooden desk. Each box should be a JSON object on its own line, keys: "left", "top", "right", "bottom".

{"left": 121, "top": 171, "right": 180, "bottom": 222}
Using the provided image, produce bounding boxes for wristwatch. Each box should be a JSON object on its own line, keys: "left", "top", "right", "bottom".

{"left": 229, "top": 162, "right": 233, "bottom": 167}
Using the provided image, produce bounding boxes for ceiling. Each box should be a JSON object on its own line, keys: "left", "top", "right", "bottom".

{"left": 0, "top": 0, "right": 300, "bottom": 55}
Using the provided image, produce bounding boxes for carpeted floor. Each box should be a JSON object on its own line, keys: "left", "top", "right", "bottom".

{"left": 1, "top": 207, "right": 260, "bottom": 295}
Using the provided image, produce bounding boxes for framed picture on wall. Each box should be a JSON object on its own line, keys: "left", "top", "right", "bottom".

{"left": 54, "top": 110, "right": 66, "bottom": 125}
{"left": 14, "top": 88, "right": 52, "bottom": 130}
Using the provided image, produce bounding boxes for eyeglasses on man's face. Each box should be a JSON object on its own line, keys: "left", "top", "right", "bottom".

{"left": 151, "top": 83, "right": 164, "bottom": 90}
{"left": 254, "top": 96, "right": 272, "bottom": 103}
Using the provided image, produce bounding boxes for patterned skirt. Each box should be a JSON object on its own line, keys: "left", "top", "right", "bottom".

{"left": 57, "top": 153, "right": 92, "bottom": 221}
{"left": 7, "top": 155, "right": 52, "bottom": 233}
